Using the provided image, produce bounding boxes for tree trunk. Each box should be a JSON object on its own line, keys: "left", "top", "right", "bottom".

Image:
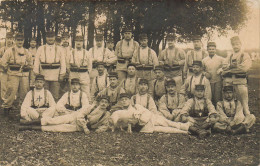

{"left": 87, "top": 2, "right": 95, "bottom": 50}
{"left": 36, "top": 2, "right": 45, "bottom": 45}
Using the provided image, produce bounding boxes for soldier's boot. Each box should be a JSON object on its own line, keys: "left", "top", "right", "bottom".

{"left": 20, "top": 119, "right": 41, "bottom": 126}
{"left": 232, "top": 124, "right": 247, "bottom": 135}
{"left": 188, "top": 126, "right": 210, "bottom": 139}
{"left": 17, "top": 125, "right": 42, "bottom": 131}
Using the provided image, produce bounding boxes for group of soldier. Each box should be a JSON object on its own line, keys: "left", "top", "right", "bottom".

{"left": 0, "top": 26, "right": 256, "bottom": 138}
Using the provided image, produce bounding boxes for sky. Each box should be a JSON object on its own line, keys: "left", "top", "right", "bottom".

{"left": 176, "top": 0, "right": 260, "bottom": 50}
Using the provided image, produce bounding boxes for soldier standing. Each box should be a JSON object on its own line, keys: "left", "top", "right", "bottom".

{"left": 1, "top": 32, "right": 32, "bottom": 118}
{"left": 28, "top": 37, "right": 37, "bottom": 88}
{"left": 132, "top": 33, "right": 158, "bottom": 84}
{"left": 115, "top": 26, "right": 139, "bottom": 82}
{"left": 158, "top": 34, "right": 186, "bottom": 90}
{"left": 184, "top": 35, "right": 208, "bottom": 78}
{"left": 69, "top": 35, "right": 92, "bottom": 101}
{"left": 106, "top": 37, "right": 117, "bottom": 72}
{"left": 0, "top": 32, "right": 14, "bottom": 103}
{"left": 60, "top": 32, "right": 72, "bottom": 97}
{"left": 202, "top": 42, "right": 226, "bottom": 106}
{"left": 33, "top": 31, "right": 66, "bottom": 102}
{"left": 221, "top": 36, "right": 253, "bottom": 127}
{"left": 89, "top": 34, "right": 116, "bottom": 85}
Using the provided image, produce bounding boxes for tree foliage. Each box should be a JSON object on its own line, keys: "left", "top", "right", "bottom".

{"left": 0, "top": 0, "right": 249, "bottom": 52}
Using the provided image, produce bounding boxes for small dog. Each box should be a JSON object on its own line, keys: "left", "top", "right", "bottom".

{"left": 109, "top": 109, "right": 138, "bottom": 133}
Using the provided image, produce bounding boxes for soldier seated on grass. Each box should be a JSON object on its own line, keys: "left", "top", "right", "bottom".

{"left": 213, "top": 85, "right": 255, "bottom": 134}
{"left": 180, "top": 84, "right": 220, "bottom": 139}
{"left": 77, "top": 95, "right": 111, "bottom": 134}
{"left": 18, "top": 78, "right": 90, "bottom": 132}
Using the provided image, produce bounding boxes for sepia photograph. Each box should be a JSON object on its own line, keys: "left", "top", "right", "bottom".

{"left": 0, "top": 0, "right": 259, "bottom": 165}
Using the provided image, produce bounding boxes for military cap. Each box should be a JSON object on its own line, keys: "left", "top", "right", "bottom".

{"left": 95, "top": 34, "right": 103, "bottom": 41}
{"left": 223, "top": 85, "right": 234, "bottom": 92}
{"left": 139, "top": 78, "right": 148, "bottom": 85}
{"left": 96, "top": 61, "right": 106, "bottom": 66}
{"left": 55, "top": 36, "right": 61, "bottom": 43}
{"left": 207, "top": 42, "right": 216, "bottom": 47}
{"left": 122, "top": 26, "right": 132, "bottom": 33}
{"left": 61, "top": 32, "right": 70, "bottom": 39}
{"left": 107, "top": 38, "right": 114, "bottom": 43}
{"left": 139, "top": 33, "right": 148, "bottom": 40}
{"left": 154, "top": 65, "right": 164, "bottom": 71}
{"left": 46, "top": 31, "right": 55, "bottom": 37}
{"left": 166, "top": 34, "right": 175, "bottom": 40}
{"left": 195, "top": 84, "right": 205, "bottom": 91}
{"left": 192, "top": 35, "right": 202, "bottom": 41}
{"left": 15, "top": 32, "right": 24, "bottom": 39}
{"left": 35, "top": 74, "right": 45, "bottom": 81}
{"left": 6, "top": 32, "right": 14, "bottom": 38}
{"left": 192, "top": 60, "right": 202, "bottom": 67}
{"left": 75, "top": 35, "right": 84, "bottom": 41}
{"left": 98, "top": 95, "right": 110, "bottom": 102}
{"left": 165, "top": 79, "right": 176, "bottom": 87}
{"left": 119, "top": 93, "right": 131, "bottom": 99}
{"left": 108, "top": 72, "right": 118, "bottom": 78}
{"left": 127, "top": 63, "right": 136, "bottom": 68}
{"left": 71, "top": 78, "right": 80, "bottom": 84}
{"left": 230, "top": 36, "right": 241, "bottom": 44}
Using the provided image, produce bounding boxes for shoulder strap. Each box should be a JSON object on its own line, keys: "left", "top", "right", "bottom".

{"left": 82, "top": 49, "right": 86, "bottom": 66}
{"left": 92, "top": 47, "right": 95, "bottom": 59}
{"left": 31, "top": 89, "right": 35, "bottom": 106}
{"left": 165, "top": 48, "right": 168, "bottom": 61}
{"left": 146, "top": 94, "right": 150, "bottom": 109}
{"left": 153, "top": 80, "right": 158, "bottom": 97}
{"left": 191, "top": 50, "right": 194, "bottom": 62}
{"left": 44, "top": 89, "right": 48, "bottom": 106}
{"left": 102, "top": 47, "right": 106, "bottom": 61}
{"left": 89, "top": 104, "right": 99, "bottom": 114}
{"left": 204, "top": 98, "right": 207, "bottom": 110}
{"left": 123, "top": 80, "right": 126, "bottom": 89}
{"left": 133, "top": 41, "right": 137, "bottom": 50}
{"left": 239, "top": 54, "right": 244, "bottom": 64}
{"left": 68, "top": 91, "right": 71, "bottom": 106}
{"left": 54, "top": 46, "right": 57, "bottom": 63}
{"left": 199, "top": 74, "right": 205, "bottom": 84}
{"left": 230, "top": 54, "right": 233, "bottom": 65}
{"left": 166, "top": 94, "right": 168, "bottom": 106}
{"left": 177, "top": 93, "right": 179, "bottom": 106}
{"left": 221, "top": 101, "right": 226, "bottom": 114}
{"left": 192, "top": 98, "right": 195, "bottom": 111}
{"left": 189, "top": 76, "right": 194, "bottom": 93}
{"left": 133, "top": 95, "right": 136, "bottom": 104}
{"left": 175, "top": 48, "right": 179, "bottom": 60}
{"left": 72, "top": 49, "right": 75, "bottom": 65}
{"left": 137, "top": 46, "right": 141, "bottom": 63}
{"left": 116, "top": 87, "right": 121, "bottom": 101}
{"left": 119, "top": 40, "right": 123, "bottom": 58}
{"left": 148, "top": 48, "right": 151, "bottom": 64}
{"left": 105, "top": 74, "right": 108, "bottom": 86}
{"left": 12, "top": 47, "right": 16, "bottom": 64}
{"left": 80, "top": 91, "right": 82, "bottom": 107}
{"left": 96, "top": 76, "right": 99, "bottom": 92}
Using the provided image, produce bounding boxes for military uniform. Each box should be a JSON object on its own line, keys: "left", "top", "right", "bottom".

{"left": 69, "top": 36, "right": 92, "bottom": 100}
{"left": 90, "top": 62, "right": 109, "bottom": 102}
{"left": 0, "top": 32, "right": 13, "bottom": 103}
{"left": 158, "top": 34, "right": 185, "bottom": 90}
{"left": 76, "top": 96, "right": 111, "bottom": 133}
{"left": 60, "top": 32, "right": 72, "bottom": 97}
{"left": 89, "top": 34, "right": 116, "bottom": 86}
{"left": 213, "top": 86, "right": 255, "bottom": 134}
{"left": 96, "top": 72, "right": 125, "bottom": 106}
{"left": 158, "top": 79, "right": 186, "bottom": 122}
{"left": 181, "top": 61, "right": 212, "bottom": 100}
{"left": 184, "top": 36, "right": 208, "bottom": 77}
{"left": 1, "top": 33, "right": 32, "bottom": 114}
{"left": 121, "top": 63, "right": 139, "bottom": 97}
{"left": 20, "top": 75, "right": 56, "bottom": 121}
{"left": 222, "top": 36, "right": 252, "bottom": 119}
{"left": 180, "top": 85, "right": 218, "bottom": 138}
{"left": 33, "top": 31, "right": 66, "bottom": 101}
{"left": 202, "top": 42, "right": 226, "bottom": 105}
{"left": 132, "top": 34, "right": 158, "bottom": 83}
{"left": 28, "top": 38, "right": 37, "bottom": 88}
{"left": 115, "top": 27, "right": 139, "bottom": 82}
{"left": 149, "top": 66, "right": 167, "bottom": 104}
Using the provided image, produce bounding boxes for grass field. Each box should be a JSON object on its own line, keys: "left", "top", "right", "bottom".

{"left": 0, "top": 63, "right": 259, "bottom": 166}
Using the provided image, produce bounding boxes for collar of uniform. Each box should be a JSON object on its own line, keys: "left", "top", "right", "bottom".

{"left": 127, "top": 75, "right": 136, "bottom": 80}
{"left": 109, "top": 86, "right": 118, "bottom": 91}
{"left": 140, "top": 46, "right": 148, "bottom": 50}
{"left": 223, "top": 99, "right": 235, "bottom": 105}
{"left": 34, "top": 88, "right": 44, "bottom": 93}
{"left": 194, "top": 97, "right": 205, "bottom": 102}
{"left": 15, "top": 46, "right": 25, "bottom": 54}
{"left": 209, "top": 54, "right": 216, "bottom": 59}
{"left": 123, "top": 38, "right": 133, "bottom": 44}
{"left": 138, "top": 92, "right": 147, "bottom": 97}
{"left": 194, "top": 72, "right": 203, "bottom": 78}
{"left": 47, "top": 43, "right": 55, "bottom": 48}
{"left": 168, "top": 92, "right": 176, "bottom": 97}
{"left": 233, "top": 50, "right": 243, "bottom": 58}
